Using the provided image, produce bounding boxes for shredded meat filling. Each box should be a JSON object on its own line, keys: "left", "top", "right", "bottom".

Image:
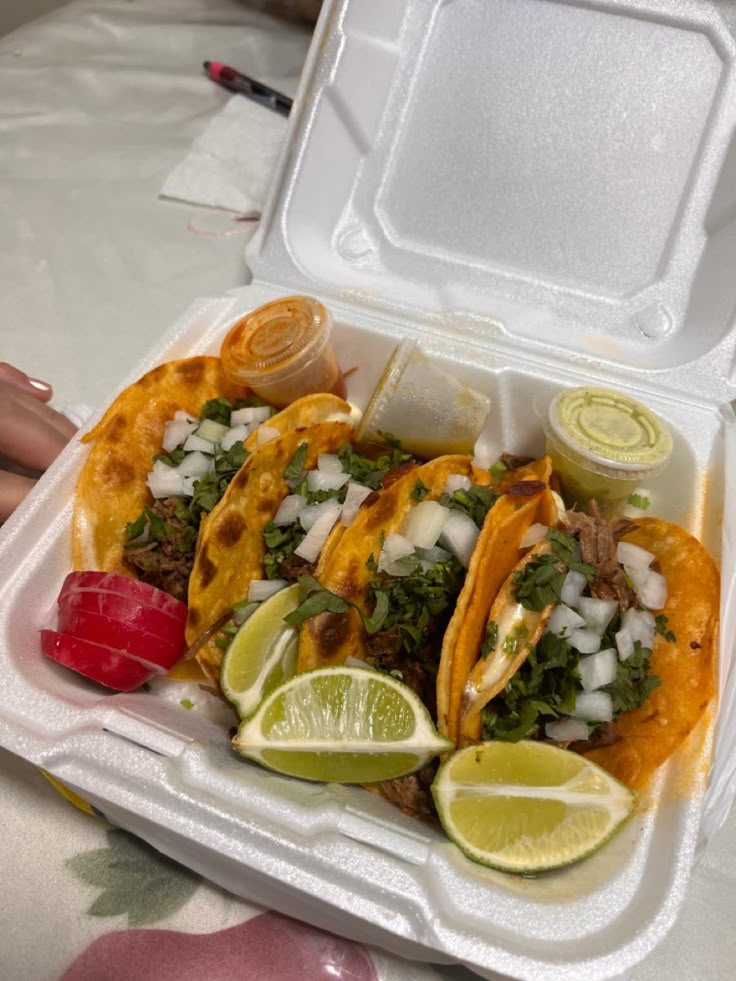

{"left": 565, "top": 501, "right": 636, "bottom": 610}
{"left": 376, "top": 761, "right": 439, "bottom": 822}
{"left": 125, "top": 497, "right": 195, "bottom": 601}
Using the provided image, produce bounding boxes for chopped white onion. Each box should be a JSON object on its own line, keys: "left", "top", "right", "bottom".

{"left": 438, "top": 510, "right": 480, "bottom": 568}
{"left": 230, "top": 405, "right": 273, "bottom": 426}
{"left": 445, "top": 474, "right": 472, "bottom": 494}
{"left": 472, "top": 437, "right": 495, "bottom": 471}
{"left": 345, "top": 656, "right": 375, "bottom": 670}
{"left": 177, "top": 451, "right": 214, "bottom": 478}
{"left": 520, "top": 522, "right": 548, "bottom": 549}
{"left": 545, "top": 717, "right": 590, "bottom": 742}
{"left": 340, "top": 482, "right": 373, "bottom": 526}
{"left": 569, "top": 628, "right": 602, "bottom": 654}
{"left": 274, "top": 494, "right": 307, "bottom": 527}
{"left": 402, "top": 501, "right": 450, "bottom": 549}
{"left": 636, "top": 569, "right": 668, "bottom": 610}
{"left": 617, "top": 541, "right": 654, "bottom": 571}
{"left": 183, "top": 433, "right": 215, "bottom": 454}
{"left": 560, "top": 570, "right": 587, "bottom": 608}
{"left": 621, "top": 607, "right": 656, "bottom": 649}
{"left": 146, "top": 469, "right": 188, "bottom": 498}
{"left": 300, "top": 499, "right": 343, "bottom": 532}
{"left": 576, "top": 596, "right": 618, "bottom": 635}
{"left": 194, "top": 419, "right": 229, "bottom": 445}
{"left": 378, "top": 533, "right": 416, "bottom": 577}
{"left": 572, "top": 690, "right": 613, "bottom": 723}
{"left": 546, "top": 603, "right": 586, "bottom": 639}
{"left": 256, "top": 425, "right": 280, "bottom": 446}
{"left": 247, "top": 579, "right": 288, "bottom": 603}
{"left": 163, "top": 417, "right": 198, "bottom": 452}
{"left": 552, "top": 491, "right": 567, "bottom": 525}
{"left": 294, "top": 503, "right": 342, "bottom": 563}
{"left": 615, "top": 626, "right": 635, "bottom": 662}
{"left": 174, "top": 410, "right": 198, "bottom": 423}
{"left": 415, "top": 544, "right": 452, "bottom": 565}
{"left": 181, "top": 475, "right": 196, "bottom": 496}
{"left": 306, "top": 469, "right": 350, "bottom": 493}
{"left": 317, "top": 453, "right": 343, "bottom": 473}
{"left": 233, "top": 602, "right": 258, "bottom": 626}
{"left": 220, "top": 425, "right": 250, "bottom": 451}
{"left": 578, "top": 648, "right": 618, "bottom": 692}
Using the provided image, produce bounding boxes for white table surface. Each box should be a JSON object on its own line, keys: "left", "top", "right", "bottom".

{"left": 1, "top": 2, "right": 735, "bottom": 979}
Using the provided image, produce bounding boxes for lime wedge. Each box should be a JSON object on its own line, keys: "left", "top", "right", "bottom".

{"left": 220, "top": 584, "right": 301, "bottom": 719}
{"left": 432, "top": 740, "right": 635, "bottom": 874}
{"left": 232, "top": 666, "right": 453, "bottom": 783}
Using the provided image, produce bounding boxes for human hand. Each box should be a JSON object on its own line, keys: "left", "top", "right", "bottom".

{"left": 0, "top": 363, "right": 77, "bottom": 522}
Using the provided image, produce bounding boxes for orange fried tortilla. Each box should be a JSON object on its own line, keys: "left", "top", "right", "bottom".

{"left": 72, "top": 357, "right": 249, "bottom": 575}
{"left": 188, "top": 420, "right": 354, "bottom": 681}
{"left": 437, "top": 456, "right": 556, "bottom": 744}
{"left": 297, "top": 455, "right": 483, "bottom": 673}
{"left": 584, "top": 518, "right": 718, "bottom": 793}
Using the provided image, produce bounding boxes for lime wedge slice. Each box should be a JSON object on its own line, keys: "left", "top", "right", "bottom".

{"left": 232, "top": 666, "right": 453, "bottom": 783}
{"left": 220, "top": 584, "right": 301, "bottom": 719}
{"left": 432, "top": 740, "right": 635, "bottom": 874}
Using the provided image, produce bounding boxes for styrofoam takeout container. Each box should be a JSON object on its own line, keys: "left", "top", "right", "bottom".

{"left": 2, "top": 1, "right": 736, "bottom": 978}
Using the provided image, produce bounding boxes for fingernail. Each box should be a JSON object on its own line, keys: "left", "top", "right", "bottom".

{"left": 28, "top": 377, "right": 52, "bottom": 392}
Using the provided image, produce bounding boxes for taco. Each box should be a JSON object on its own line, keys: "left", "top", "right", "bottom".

{"left": 72, "top": 357, "right": 250, "bottom": 577}
{"left": 186, "top": 426, "right": 422, "bottom": 681}
{"left": 73, "top": 355, "right": 352, "bottom": 596}
{"left": 457, "top": 505, "right": 718, "bottom": 793}
{"left": 290, "top": 455, "right": 556, "bottom": 816}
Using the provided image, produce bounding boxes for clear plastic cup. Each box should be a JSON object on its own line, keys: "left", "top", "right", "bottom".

{"left": 356, "top": 339, "right": 491, "bottom": 458}
{"left": 543, "top": 386, "right": 673, "bottom": 514}
{"left": 220, "top": 296, "right": 345, "bottom": 407}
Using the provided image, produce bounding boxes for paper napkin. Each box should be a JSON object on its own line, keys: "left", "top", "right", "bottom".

{"left": 160, "top": 95, "right": 288, "bottom": 215}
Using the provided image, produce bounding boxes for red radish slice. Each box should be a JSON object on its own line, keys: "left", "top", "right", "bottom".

{"left": 40, "top": 630, "right": 160, "bottom": 692}
{"left": 59, "top": 572, "right": 186, "bottom": 621}
{"left": 57, "top": 607, "right": 184, "bottom": 670}
{"left": 58, "top": 591, "right": 186, "bottom": 646}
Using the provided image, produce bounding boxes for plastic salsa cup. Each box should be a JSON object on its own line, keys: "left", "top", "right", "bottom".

{"left": 544, "top": 386, "right": 673, "bottom": 514}
{"left": 357, "top": 339, "right": 491, "bottom": 458}
{"left": 220, "top": 295, "right": 345, "bottom": 407}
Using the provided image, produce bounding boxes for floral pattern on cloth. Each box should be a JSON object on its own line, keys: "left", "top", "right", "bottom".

{"left": 61, "top": 911, "right": 379, "bottom": 981}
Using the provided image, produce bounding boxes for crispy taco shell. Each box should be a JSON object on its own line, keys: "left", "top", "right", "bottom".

{"left": 297, "top": 454, "right": 485, "bottom": 673}
{"left": 72, "top": 357, "right": 249, "bottom": 575}
{"left": 437, "top": 456, "right": 556, "bottom": 744}
{"left": 584, "top": 518, "right": 718, "bottom": 792}
{"left": 457, "top": 539, "right": 557, "bottom": 745}
{"left": 188, "top": 420, "right": 354, "bottom": 681}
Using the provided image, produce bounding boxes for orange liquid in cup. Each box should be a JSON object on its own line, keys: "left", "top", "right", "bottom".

{"left": 221, "top": 296, "right": 344, "bottom": 407}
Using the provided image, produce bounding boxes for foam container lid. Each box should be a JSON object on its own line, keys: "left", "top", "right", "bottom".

{"left": 2, "top": 2, "right": 736, "bottom": 979}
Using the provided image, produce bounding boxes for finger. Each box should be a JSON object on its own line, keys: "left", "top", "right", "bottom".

{"left": 0, "top": 384, "right": 77, "bottom": 445}
{"left": 0, "top": 403, "right": 74, "bottom": 472}
{"left": 0, "top": 362, "right": 54, "bottom": 403}
{"left": 0, "top": 471, "right": 36, "bottom": 523}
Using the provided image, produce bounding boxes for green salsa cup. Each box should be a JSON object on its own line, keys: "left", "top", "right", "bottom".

{"left": 545, "top": 387, "right": 673, "bottom": 515}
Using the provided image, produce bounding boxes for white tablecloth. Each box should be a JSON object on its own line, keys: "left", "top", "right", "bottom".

{"left": 1, "top": 2, "right": 735, "bottom": 979}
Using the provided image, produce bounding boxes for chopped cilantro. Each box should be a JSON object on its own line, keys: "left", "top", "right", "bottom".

{"left": 512, "top": 553, "right": 564, "bottom": 611}
{"left": 502, "top": 623, "right": 529, "bottom": 657}
{"left": 153, "top": 448, "right": 187, "bottom": 467}
{"left": 655, "top": 614, "right": 676, "bottom": 643}
{"left": 628, "top": 492, "right": 650, "bottom": 510}
{"left": 481, "top": 621, "right": 498, "bottom": 658}
{"left": 337, "top": 440, "right": 413, "bottom": 490}
{"left": 411, "top": 479, "right": 429, "bottom": 501}
{"left": 439, "top": 485, "right": 498, "bottom": 528}
{"left": 545, "top": 528, "right": 596, "bottom": 579}
{"left": 489, "top": 460, "right": 509, "bottom": 482}
{"left": 180, "top": 698, "right": 194, "bottom": 710}
{"left": 284, "top": 442, "right": 308, "bottom": 482}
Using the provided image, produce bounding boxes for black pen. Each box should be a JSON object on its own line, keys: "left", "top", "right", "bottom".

{"left": 203, "top": 61, "right": 292, "bottom": 117}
